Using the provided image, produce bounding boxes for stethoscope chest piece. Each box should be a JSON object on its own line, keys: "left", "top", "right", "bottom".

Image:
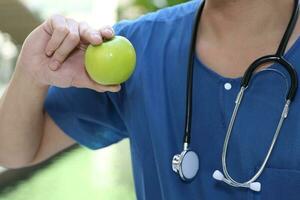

{"left": 171, "top": 0, "right": 300, "bottom": 192}
{"left": 172, "top": 149, "right": 199, "bottom": 181}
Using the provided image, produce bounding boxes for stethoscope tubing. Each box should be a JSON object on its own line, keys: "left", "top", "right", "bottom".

{"left": 184, "top": 0, "right": 299, "bottom": 147}
{"left": 174, "top": 0, "right": 300, "bottom": 191}
{"left": 183, "top": 1, "right": 205, "bottom": 145}
{"left": 241, "top": 56, "right": 298, "bottom": 101}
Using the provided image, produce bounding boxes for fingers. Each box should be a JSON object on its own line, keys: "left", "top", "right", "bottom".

{"left": 83, "top": 70, "right": 121, "bottom": 92}
{"left": 79, "top": 22, "right": 103, "bottom": 45}
{"left": 45, "top": 15, "right": 69, "bottom": 57}
{"left": 78, "top": 78, "right": 122, "bottom": 93}
{"left": 69, "top": 69, "right": 122, "bottom": 93}
{"left": 91, "top": 83, "right": 121, "bottom": 93}
{"left": 49, "top": 19, "right": 80, "bottom": 70}
{"left": 44, "top": 15, "right": 116, "bottom": 77}
{"left": 79, "top": 23, "right": 115, "bottom": 47}
{"left": 100, "top": 26, "right": 115, "bottom": 40}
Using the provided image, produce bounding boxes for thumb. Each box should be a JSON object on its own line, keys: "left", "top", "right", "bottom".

{"left": 88, "top": 81, "right": 122, "bottom": 93}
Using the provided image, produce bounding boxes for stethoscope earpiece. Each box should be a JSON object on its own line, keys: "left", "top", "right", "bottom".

{"left": 172, "top": 0, "right": 299, "bottom": 193}
{"left": 212, "top": 170, "right": 261, "bottom": 192}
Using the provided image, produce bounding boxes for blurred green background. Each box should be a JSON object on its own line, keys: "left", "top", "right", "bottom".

{"left": 0, "top": 0, "right": 187, "bottom": 200}
{"left": 0, "top": 142, "right": 136, "bottom": 200}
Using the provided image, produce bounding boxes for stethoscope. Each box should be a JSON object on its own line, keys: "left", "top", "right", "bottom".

{"left": 172, "top": 0, "right": 299, "bottom": 192}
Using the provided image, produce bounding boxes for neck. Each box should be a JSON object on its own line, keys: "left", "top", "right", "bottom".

{"left": 195, "top": 0, "right": 299, "bottom": 78}
{"left": 200, "top": 0, "right": 295, "bottom": 40}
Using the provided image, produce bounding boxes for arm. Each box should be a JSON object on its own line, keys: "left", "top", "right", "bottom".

{"left": 0, "top": 69, "right": 75, "bottom": 168}
{"left": 0, "top": 16, "right": 120, "bottom": 169}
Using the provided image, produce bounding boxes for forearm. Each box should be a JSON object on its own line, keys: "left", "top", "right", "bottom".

{"left": 0, "top": 67, "right": 48, "bottom": 168}
{"left": 0, "top": 15, "right": 117, "bottom": 168}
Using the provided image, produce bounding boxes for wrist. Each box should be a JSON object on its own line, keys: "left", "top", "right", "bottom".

{"left": 13, "top": 65, "right": 49, "bottom": 95}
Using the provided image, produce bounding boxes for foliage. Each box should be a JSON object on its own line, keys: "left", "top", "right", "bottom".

{"left": 0, "top": 141, "right": 135, "bottom": 200}
{"left": 118, "top": 0, "right": 189, "bottom": 20}
{"left": 133, "top": 0, "right": 189, "bottom": 12}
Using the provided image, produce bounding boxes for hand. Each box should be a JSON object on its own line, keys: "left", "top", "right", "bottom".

{"left": 16, "top": 15, "right": 120, "bottom": 92}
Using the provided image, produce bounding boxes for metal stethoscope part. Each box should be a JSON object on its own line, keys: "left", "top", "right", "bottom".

{"left": 172, "top": 0, "right": 299, "bottom": 192}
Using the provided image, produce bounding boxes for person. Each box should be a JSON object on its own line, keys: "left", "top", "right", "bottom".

{"left": 1, "top": 0, "right": 300, "bottom": 199}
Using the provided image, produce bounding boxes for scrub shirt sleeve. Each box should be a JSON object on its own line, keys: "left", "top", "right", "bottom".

{"left": 44, "top": 21, "right": 133, "bottom": 150}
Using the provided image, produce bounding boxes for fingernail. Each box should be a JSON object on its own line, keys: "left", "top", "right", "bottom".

{"left": 46, "top": 50, "right": 53, "bottom": 56}
{"left": 117, "top": 85, "right": 121, "bottom": 91}
{"left": 49, "top": 60, "right": 60, "bottom": 71}
{"left": 92, "top": 33, "right": 101, "bottom": 41}
{"left": 105, "top": 29, "right": 113, "bottom": 36}
{"left": 113, "top": 85, "right": 121, "bottom": 92}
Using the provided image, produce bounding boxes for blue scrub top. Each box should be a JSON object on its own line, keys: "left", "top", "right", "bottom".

{"left": 45, "top": 0, "right": 300, "bottom": 199}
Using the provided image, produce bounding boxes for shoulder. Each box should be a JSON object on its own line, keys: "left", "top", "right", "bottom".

{"left": 112, "top": 1, "right": 202, "bottom": 94}
{"left": 139, "top": 0, "right": 200, "bottom": 22}
{"left": 113, "top": 0, "right": 201, "bottom": 35}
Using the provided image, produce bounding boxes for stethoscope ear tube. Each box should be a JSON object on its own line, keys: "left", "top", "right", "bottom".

{"left": 277, "top": 0, "right": 300, "bottom": 56}
{"left": 173, "top": 0, "right": 300, "bottom": 192}
{"left": 183, "top": 1, "right": 206, "bottom": 145}
{"left": 241, "top": 56, "right": 298, "bottom": 101}
{"left": 172, "top": 1, "right": 205, "bottom": 182}
{"left": 215, "top": 0, "right": 299, "bottom": 190}
{"left": 241, "top": 0, "right": 299, "bottom": 101}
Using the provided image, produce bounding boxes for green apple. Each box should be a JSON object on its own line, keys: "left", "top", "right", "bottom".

{"left": 85, "top": 36, "right": 136, "bottom": 85}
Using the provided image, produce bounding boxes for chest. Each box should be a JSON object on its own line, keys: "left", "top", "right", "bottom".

{"left": 123, "top": 20, "right": 300, "bottom": 198}
{"left": 125, "top": 51, "right": 300, "bottom": 199}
